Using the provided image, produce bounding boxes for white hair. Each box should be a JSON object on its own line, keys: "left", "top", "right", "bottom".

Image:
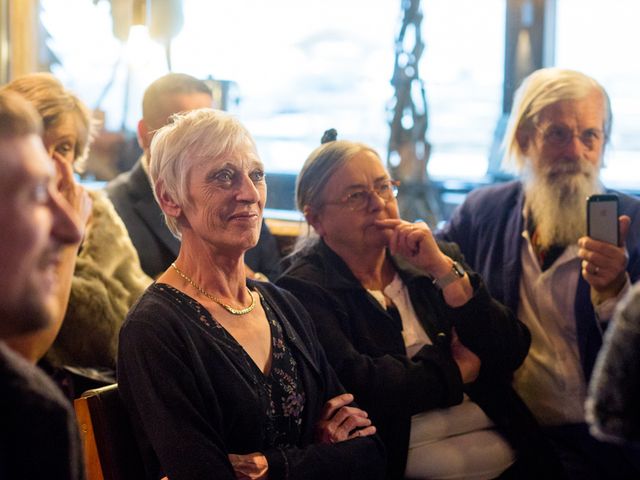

{"left": 501, "top": 68, "right": 612, "bottom": 174}
{"left": 148, "top": 108, "right": 258, "bottom": 237}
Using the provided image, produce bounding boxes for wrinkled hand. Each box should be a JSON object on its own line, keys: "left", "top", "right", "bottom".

{"left": 451, "top": 327, "right": 481, "bottom": 384}
{"left": 51, "top": 152, "right": 92, "bottom": 230}
{"left": 375, "top": 219, "right": 451, "bottom": 277}
{"left": 228, "top": 452, "right": 268, "bottom": 480}
{"left": 315, "top": 393, "right": 376, "bottom": 444}
{"left": 579, "top": 215, "right": 630, "bottom": 303}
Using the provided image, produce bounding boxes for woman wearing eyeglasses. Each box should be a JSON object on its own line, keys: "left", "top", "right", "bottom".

{"left": 277, "top": 131, "right": 566, "bottom": 479}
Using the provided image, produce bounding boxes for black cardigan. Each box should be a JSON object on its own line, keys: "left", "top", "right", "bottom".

{"left": 117, "top": 280, "right": 386, "bottom": 480}
{"left": 278, "top": 239, "right": 566, "bottom": 479}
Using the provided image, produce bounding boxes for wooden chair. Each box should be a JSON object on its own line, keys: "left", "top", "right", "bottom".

{"left": 74, "top": 383, "right": 145, "bottom": 480}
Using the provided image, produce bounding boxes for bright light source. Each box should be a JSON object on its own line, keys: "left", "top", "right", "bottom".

{"left": 132, "top": 0, "right": 148, "bottom": 26}
{"left": 125, "top": 24, "right": 156, "bottom": 67}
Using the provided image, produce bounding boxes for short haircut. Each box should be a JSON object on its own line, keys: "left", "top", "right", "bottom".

{"left": 1, "top": 73, "right": 96, "bottom": 171}
{"left": 501, "top": 67, "right": 612, "bottom": 173}
{"left": 0, "top": 91, "right": 43, "bottom": 139}
{"left": 296, "top": 139, "right": 381, "bottom": 213}
{"left": 149, "top": 108, "right": 258, "bottom": 237}
{"left": 142, "top": 73, "right": 212, "bottom": 129}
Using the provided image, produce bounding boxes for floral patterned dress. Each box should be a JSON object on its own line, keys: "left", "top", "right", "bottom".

{"left": 255, "top": 293, "right": 306, "bottom": 447}
{"left": 161, "top": 284, "right": 306, "bottom": 449}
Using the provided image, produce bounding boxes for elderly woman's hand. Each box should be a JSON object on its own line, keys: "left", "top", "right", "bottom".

{"left": 375, "top": 219, "right": 451, "bottom": 277}
{"left": 51, "top": 151, "right": 92, "bottom": 232}
{"left": 315, "top": 393, "right": 376, "bottom": 444}
{"left": 228, "top": 452, "right": 268, "bottom": 480}
{"left": 451, "top": 327, "right": 481, "bottom": 384}
{"left": 376, "top": 218, "right": 474, "bottom": 306}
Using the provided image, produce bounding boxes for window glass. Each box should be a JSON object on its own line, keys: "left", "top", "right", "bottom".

{"left": 41, "top": 0, "right": 506, "bottom": 181}
{"left": 42, "top": 1, "right": 640, "bottom": 191}
{"left": 555, "top": 0, "right": 640, "bottom": 190}
{"left": 172, "top": 0, "right": 398, "bottom": 173}
{"left": 42, "top": 0, "right": 398, "bottom": 173}
{"left": 421, "top": 0, "right": 505, "bottom": 180}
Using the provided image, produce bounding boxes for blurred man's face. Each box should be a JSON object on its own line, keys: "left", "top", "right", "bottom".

{"left": 527, "top": 90, "right": 606, "bottom": 183}
{"left": 0, "top": 134, "right": 81, "bottom": 337}
{"left": 140, "top": 92, "right": 213, "bottom": 153}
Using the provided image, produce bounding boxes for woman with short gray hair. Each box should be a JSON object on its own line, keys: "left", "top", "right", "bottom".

{"left": 118, "top": 109, "right": 385, "bottom": 480}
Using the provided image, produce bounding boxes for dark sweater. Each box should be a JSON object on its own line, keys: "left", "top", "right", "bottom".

{"left": 277, "top": 239, "right": 565, "bottom": 479}
{"left": 117, "top": 280, "right": 386, "bottom": 480}
{"left": 0, "top": 341, "right": 84, "bottom": 480}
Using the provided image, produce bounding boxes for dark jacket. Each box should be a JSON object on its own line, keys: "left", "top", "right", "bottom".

{"left": 277, "top": 239, "right": 564, "bottom": 479}
{"left": 106, "top": 159, "right": 282, "bottom": 279}
{"left": 438, "top": 180, "right": 640, "bottom": 382}
{"left": 0, "top": 342, "right": 85, "bottom": 480}
{"left": 117, "top": 280, "right": 386, "bottom": 480}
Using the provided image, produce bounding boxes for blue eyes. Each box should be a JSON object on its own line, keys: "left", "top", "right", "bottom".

{"left": 249, "top": 170, "right": 265, "bottom": 182}
{"left": 214, "top": 170, "right": 234, "bottom": 183}
{"left": 211, "top": 169, "right": 265, "bottom": 187}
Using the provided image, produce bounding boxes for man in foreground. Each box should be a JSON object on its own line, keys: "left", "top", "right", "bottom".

{"left": 0, "top": 91, "right": 85, "bottom": 478}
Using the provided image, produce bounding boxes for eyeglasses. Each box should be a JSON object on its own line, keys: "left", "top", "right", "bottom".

{"left": 537, "top": 124, "right": 604, "bottom": 150}
{"left": 324, "top": 179, "right": 400, "bottom": 211}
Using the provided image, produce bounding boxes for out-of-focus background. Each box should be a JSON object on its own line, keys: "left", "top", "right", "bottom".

{"left": 3, "top": 0, "right": 638, "bottom": 225}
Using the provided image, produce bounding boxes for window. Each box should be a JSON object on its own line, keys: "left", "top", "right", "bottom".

{"left": 41, "top": 0, "right": 505, "bottom": 181}
{"left": 40, "top": 0, "right": 638, "bottom": 193}
{"left": 422, "top": 0, "right": 505, "bottom": 180}
{"left": 555, "top": 0, "right": 640, "bottom": 191}
{"left": 173, "top": 0, "right": 402, "bottom": 173}
{"left": 42, "top": 0, "right": 398, "bottom": 174}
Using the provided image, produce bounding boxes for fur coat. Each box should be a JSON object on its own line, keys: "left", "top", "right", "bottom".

{"left": 587, "top": 281, "right": 640, "bottom": 446}
{"left": 46, "top": 190, "right": 152, "bottom": 368}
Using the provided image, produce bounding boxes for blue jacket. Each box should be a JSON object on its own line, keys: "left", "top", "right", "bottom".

{"left": 438, "top": 180, "right": 640, "bottom": 382}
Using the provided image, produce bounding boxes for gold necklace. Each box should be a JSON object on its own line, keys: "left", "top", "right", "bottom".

{"left": 170, "top": 262, "right": 256, "bottom": 315}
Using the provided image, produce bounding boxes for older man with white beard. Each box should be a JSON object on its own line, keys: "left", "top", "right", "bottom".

{"left": 438, "top": 68, "right": 640, "bottom": 479}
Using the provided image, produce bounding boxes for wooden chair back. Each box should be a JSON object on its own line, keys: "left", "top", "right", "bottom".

{"left": 74, "top": 383, "right": 145, "bottom": 480}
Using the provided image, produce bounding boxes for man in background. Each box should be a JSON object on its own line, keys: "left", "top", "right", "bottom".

{"left": 439, "top": 67, "right": 640, "bottom": 479}
{"left": 107, "top": 73, "right": 281, "bottom": 279}
{"left": 0, "top": 91, "right": 85, "bottom": 479}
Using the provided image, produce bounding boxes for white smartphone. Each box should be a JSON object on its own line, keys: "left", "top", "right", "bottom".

{"left": 587, "top": 194, "right": 619, "bottom": 245}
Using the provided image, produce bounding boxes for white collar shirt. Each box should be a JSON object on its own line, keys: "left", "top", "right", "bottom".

{"left": 367, "top": 273, "right": 432, "bottom": 358}
{"left": 514, "top": 227, "right": 628, "bottom": 426}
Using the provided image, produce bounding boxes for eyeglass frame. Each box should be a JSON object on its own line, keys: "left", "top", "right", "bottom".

{"left": 322, "top": 179, "right": 400, "bottom": 211}
{"left": 535, "top": 123, "right": 605, "bottom": 151}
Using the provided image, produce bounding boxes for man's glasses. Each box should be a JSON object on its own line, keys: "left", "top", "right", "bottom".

{"left": 324, "top": 179, "right": 400, "bottom": 211}
{"left": 537, "top": 124, "right": 604, "bottom": 150}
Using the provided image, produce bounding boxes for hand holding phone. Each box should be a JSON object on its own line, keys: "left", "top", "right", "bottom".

{"left": 587, "top": 194, "right": 619, "bottom": 245}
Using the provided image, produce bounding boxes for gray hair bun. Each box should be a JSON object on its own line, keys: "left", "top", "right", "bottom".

{"left": 321, "top": 128, "right": 338, "bottom": 144}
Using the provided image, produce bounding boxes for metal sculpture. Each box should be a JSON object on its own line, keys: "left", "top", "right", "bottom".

{"left": 387, "top": 0, "right": 440, "bottom": 224}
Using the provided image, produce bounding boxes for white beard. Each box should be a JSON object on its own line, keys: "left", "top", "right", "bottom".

{"left": 523, "top": 158, "right": 602, "bottom": 249}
